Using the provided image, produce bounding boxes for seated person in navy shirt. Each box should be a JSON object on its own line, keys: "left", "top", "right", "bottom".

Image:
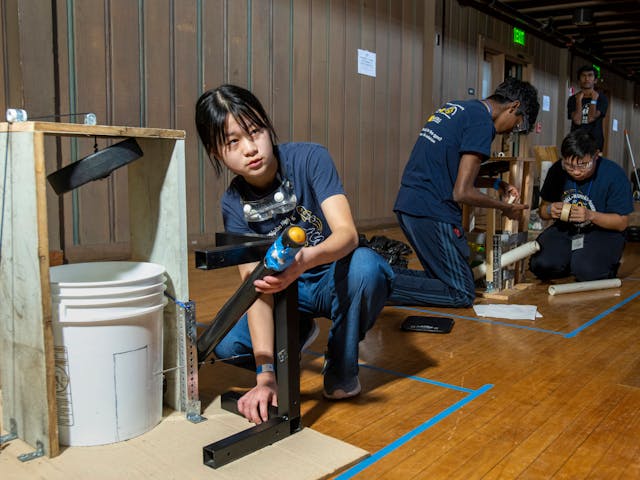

{"left": 390, "top": 77, "right": 540, "bottom": 307}
{"left": 195, "top": 85, "right": 394, "bottom": 424}
{"left": 530, "top": 130, "right": 633, "bottom": 281}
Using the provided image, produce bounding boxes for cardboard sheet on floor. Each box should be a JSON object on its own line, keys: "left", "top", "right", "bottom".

{"left": 0, "top": 393, "right": 368, "bottom": 480}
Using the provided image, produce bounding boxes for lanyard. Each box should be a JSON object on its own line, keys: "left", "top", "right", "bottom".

{"left": 573, "top": 179, "right": 593, "bottom": 199}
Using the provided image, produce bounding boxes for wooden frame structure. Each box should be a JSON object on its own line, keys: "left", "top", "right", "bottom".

{"left": 0, "top": 122, "right": 197, "bottom": 457}
{"left": 464, "top": 156, "right": 536, "bottom": 296}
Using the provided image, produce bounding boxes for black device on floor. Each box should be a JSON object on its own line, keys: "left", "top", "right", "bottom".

{"left": 401, "top": 316, "right": 455, "bottom": 334}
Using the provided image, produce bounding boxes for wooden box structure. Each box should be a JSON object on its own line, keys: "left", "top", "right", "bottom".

{"left": 463, "top": 156, "right": 536, "bottom": 293}
{"left": 0, "top": 122, "right": 197, "bottom": 457}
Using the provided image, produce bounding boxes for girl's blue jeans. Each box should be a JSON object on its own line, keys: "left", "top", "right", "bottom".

{"left": 213, "top": 246, "right": 394, "bottom": 383}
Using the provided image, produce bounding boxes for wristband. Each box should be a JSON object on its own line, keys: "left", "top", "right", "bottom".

{"left": 493, "top": 178, "right": 502, "bottom": 191}
{"left": 590, "top": 100, "right": 597, "bottom": 105}
{"left": 256, "top": 363, "right": 275, "bottom": 374}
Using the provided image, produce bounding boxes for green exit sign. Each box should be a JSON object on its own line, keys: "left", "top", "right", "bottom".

{"left": 593, "top": 64, "right": 601, "bottom": 78}
{"left": 513, "top": 27, "right": 525, "bottom": 46}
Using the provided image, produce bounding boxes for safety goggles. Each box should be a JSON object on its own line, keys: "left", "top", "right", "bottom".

{"left": 561, "top": 159, "right": 594, "bottom": 172}
{"left": 512, "top": 112, "right": 529, "bottom": 133}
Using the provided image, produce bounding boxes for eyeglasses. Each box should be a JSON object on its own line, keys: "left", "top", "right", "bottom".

{"left": 561, "top": 160, "right": 594, "bottom": 171}
{"left": 512, "top": 112, "right": 529, "bottom": 133}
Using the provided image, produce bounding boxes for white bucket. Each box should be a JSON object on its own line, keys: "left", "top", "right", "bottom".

{"left": 50, "top": 261, "right": 167, "bottom": 447}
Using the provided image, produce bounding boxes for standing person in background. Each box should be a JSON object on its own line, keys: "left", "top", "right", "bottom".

{"left": 389, "top": 77, "right": 540, "bottom": 307}
{"left": 529, "top": 130, "right": 632, "bottom": 282}
{"left": 195, "top": 85, "right": 394, "bottom": 424}
{"left": 567, "top": 64, "right": 608, "bottom": 151}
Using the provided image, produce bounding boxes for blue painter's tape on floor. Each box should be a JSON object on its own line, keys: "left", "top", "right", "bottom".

{"left": 334, "top": 384, "right": 493, "bottom": 479}
{"left": 564, "top": 289, "right": 640, "bottom": 338}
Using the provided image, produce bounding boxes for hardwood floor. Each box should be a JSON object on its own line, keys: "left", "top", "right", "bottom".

{"left": 192, "top": 226, "right": 640, "bottom": 479}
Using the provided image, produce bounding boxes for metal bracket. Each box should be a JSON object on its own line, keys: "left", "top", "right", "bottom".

{"left": 181, "top": 299, "right": 203, "bottom": 421}
{"left": 486, "top": 233, "right": 503, "bottom": 292}
{"left": 17, "top": 441, "right": 44, "bottom": 462}
{"left": 0, "top": 418, "right": 18, "bottom": 444}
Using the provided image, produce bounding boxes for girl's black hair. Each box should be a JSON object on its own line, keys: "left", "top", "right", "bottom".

{"left": 195, "top": 84, "right": 278, "bottom": 175}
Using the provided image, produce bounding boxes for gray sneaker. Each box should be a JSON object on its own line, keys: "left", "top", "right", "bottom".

{"left": 323, "top": 376, "right": 361, "bottom": 400}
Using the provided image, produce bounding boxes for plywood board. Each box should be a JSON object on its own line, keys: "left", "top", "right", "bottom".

{"left": 0, "top": 394, "right": 369, "bottom": 480}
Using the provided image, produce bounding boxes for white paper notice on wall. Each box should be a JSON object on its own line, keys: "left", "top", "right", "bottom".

{"left": 542, "top": 95, "right": 551, "bottom": 112}
{"left": 613, "top": 119, "right": 619, "bottom": 132}
{"left": 357, "top": 49, "right": 376, "bottom": 77}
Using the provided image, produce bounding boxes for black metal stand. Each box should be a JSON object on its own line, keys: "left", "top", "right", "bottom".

{"left": 196, "top": 233, "right": 302, "bottom": 469}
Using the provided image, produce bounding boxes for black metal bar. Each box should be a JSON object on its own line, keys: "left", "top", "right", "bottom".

{"left": 196, "top": 263, "right": 272, "bottom": 363}
{"left": 220, "top": 391, "right": 278, "bottom": 418}
{"left": 274, "top": 285, "right": 301, "bottom": 430}
{"left": 195, "top": 241, "right": 270, "bottom": 270}
{"left": 203, "top": 417, "right": 290, "bottom": 469}
{"left": 215, "top": 231, "right": 270, "bottom": 246}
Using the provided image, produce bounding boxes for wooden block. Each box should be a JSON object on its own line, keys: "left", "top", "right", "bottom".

{"left": 49, "top": 251, "right": 64, "bottom": 266}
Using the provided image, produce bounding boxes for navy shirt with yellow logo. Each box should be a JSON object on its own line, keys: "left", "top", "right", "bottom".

{"left": 394, "top": 99, "right": 495, "bottom": 224}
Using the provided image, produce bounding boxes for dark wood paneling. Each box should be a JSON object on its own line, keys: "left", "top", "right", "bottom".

{"left": 202, "top": 0, "right": 226, "bottom": 239}
{"left": 310, "top": 0, "right": 328, "bottom": 146}
{"left": 292, "top": 0, "right": 311, "bottom": 142}
{"left": 327, "top": 0, "right": 346, "bottom": 177}
{"left": 357, "top": 0, "right": 375, "bottom": 220}
{"left": 174, "top": 2, "right": 200, "bottom": 241}
{"left": 74, "top": 0, "right": 111, "bottom": 246}
{"left": 342, "top": 0, "right": 360, "bottom": 210}
{"left": 7, "top": 0, "right": 639, "bottom": 259}
{"left": 271, "top": 0, "right": 292, "bottom": 141}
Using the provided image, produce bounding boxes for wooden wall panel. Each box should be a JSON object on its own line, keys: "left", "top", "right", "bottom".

{"left": 310, "top": 0, "right": 328, "bottom": 146}
{"left": 73, "top": 0, "right": 111, "bottom": 246}
{"left": 357, "top": 0, "right": 375, "bottom": 220}
{"left": 174, "top": 3, "right": 198, "bottom": 242}
{"left": 201, "top": 0, "right": 226, "bottom": 239}
{"left": 385, "top": 0, "right": 402, "bottom": 220}
{"left": 109, "top": 0, "right": 142, "bottom": 244}
{"left": 227, "top": 0, "right": 248, "bottom": 88}
{"left": 327, "top": 0, "right": 346, "bottom": 177}
{"left": 144, "top": 0, "right": 173, "bottom": 129}
{"left": 5, "top": 0, "right": 639, "bottom": 260}
{"left": 271, "top": 0, "right": 292, "bottom": 141}
{"left": 342, "top": 0, "right": 361, "bottom": 211}
{"left": 372, "top": 0, "right": 389, "bottom": 219}
{"left": 292, "top": 0, "right": 311, "bottom": 143}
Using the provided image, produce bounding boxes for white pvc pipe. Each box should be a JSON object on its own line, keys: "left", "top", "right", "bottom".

{"left": 473, "top": 240, "right": 540, "bottom": 280}
{"left": 548, "top": 278, "right": 622, "bottom": 296}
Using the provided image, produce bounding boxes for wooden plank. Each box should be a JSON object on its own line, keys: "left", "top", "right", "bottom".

{"left": 0, "top": 131, "right": 57, "bottom": 456}
{"left": 0, "top": 122, "right": 185, "bottom": 139}
{"left": 34, "top": 132, "right": 59, "bottom": 457}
